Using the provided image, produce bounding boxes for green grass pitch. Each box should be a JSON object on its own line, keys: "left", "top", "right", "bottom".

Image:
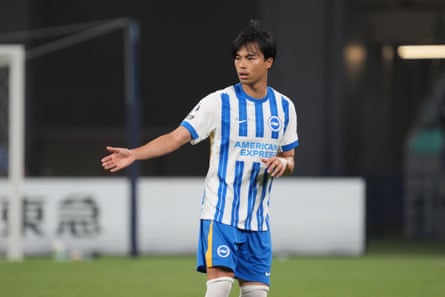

{"left": 1, "top": 240, "right": 445, "bottom": 297}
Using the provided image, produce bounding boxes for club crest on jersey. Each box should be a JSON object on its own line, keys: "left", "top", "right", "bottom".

{"left": 217, "top": 245, "right": 231, "bottom": 258}
{"left": 268, "top": 115, "right": 282, "bottom": 132}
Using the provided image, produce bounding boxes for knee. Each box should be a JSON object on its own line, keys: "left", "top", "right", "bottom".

{"left": 204, "top": 277, "right": 234, "bottom": 297}
{"left": 240, "top": 285, "right": 269, "bottom": 297}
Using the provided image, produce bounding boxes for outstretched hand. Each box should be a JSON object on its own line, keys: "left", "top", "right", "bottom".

{"left": 101, "top": 146, "right": 136, "bottom": 172}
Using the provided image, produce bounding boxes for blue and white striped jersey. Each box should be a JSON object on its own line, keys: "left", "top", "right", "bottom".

{"left": 181, "top": 83, "right": 299, "bottom": 231}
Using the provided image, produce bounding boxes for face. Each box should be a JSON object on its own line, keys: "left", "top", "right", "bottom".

{"left": 234, "top": 43, "right": 273, "bottom": 87}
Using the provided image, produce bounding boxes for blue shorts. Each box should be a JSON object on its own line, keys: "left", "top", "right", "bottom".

{"left": 196, "top": 219, "right": 272, "bottom": 285}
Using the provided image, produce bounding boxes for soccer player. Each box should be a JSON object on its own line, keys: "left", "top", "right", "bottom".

{"left": 101, "top": 19, "right": 299, "bottom": 297}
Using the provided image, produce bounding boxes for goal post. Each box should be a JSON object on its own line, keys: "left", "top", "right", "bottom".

{"left": 0, "top": 45, "right": 25, "bottom": 261}
{"left": 0, "top": 19, "right": 141, "bottom": 260}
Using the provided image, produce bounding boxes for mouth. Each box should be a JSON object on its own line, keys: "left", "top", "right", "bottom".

{"left": 238, "top": 72, "right": 249, "bottom": 80}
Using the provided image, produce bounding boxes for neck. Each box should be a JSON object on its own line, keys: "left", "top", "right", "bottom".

{"left": 241, "top": 82, "right": 268, "bottom": 99}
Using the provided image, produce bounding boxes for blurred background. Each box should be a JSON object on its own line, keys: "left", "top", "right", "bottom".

{"left": 0, "top": 0, "right": 444, "bottom": 242}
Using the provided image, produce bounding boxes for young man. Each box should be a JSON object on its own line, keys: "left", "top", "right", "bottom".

{"left": 101, "top": 19, "right": 299, "bottom": 297}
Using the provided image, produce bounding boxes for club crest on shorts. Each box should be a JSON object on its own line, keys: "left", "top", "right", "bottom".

{"left": 217, "top": 245, "right": 230, "bottom": 258}
{"left": 268, "top": 115, "right": 281, "bottom": 132}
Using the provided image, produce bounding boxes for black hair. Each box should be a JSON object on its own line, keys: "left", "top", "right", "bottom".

{"left": 231, "top": 19, "right": 277, "bottom": 61}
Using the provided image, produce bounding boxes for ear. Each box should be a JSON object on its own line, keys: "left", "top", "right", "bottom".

{"left": 265, "top": 57, "right": 274, "bottom": 69}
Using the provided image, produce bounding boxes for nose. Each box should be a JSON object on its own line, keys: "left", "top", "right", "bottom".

{"left": 237, "top": 58, "right": 247, "bottom": 68}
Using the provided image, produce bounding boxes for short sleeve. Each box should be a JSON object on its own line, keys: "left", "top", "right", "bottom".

{"left": 280, "top": 98, "right": 299, "bottom": 152}
{"left": 180, "top": 92, "right": 218, "bottom": 145}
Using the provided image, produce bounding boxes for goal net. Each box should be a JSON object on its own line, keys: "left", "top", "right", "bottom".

{"left": 0, "top": 45, "right": 26, "bottom": 261}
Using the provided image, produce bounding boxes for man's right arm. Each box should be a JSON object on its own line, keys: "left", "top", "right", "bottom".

{"left": 132, "top": 126, "right": 191, "bottom": 160}
{"left": 101, "top": 126, "right": 191, "bottom": 172}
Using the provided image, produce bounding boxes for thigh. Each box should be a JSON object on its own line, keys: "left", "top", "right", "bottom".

{"left": 235, "top": 230, "right": 272, "bottom": 286}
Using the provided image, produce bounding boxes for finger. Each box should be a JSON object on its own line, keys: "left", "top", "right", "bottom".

{"left": 110, "top": 166, "right": 121, "bottom": 172}
{"left": 104, "top": 162, "right": 118, "bottom": 171}
{"left": 268, "top": 159, "right": 285, "bottom": 177}
{"left": 101, "top": 157, "right": 113, "bottom": 166}
{"left": 273, "top": 166, "right": 285, "bottom": 177}
{"left": 271, "top": 165, "right": 281, "bottom": 177}
{"left": 102, "top": 158, "right": 117, "bottom": 168}
{"left": 276, "top": 162, "right": 287, "bottom": 177}
{"left": 262, "top": 158, "right": 272, "bottom": 169}
{"left": 101, "top": 155, "right": 112, "bottom": 163}
{"left": 102, "top": 162, "right": 114, "bottom": 170}
{"left": 106, "top": 146, "right": 119, "bottom": 153}
{"left": 266, "top": 162, "right": 277, "bottom": 176}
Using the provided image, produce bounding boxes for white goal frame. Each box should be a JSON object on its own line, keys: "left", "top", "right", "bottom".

{"left": 0, "top": 19, "right": 141, "bottom": 259}
{"left": 0, "top": 45, "right": 25, "bottom": 261}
